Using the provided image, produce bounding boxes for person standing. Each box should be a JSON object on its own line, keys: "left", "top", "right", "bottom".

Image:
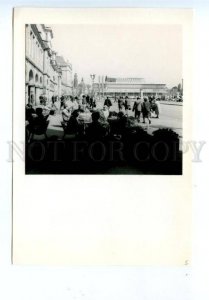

{"left": 132, "top": 97, "right": 143, "bottom": 122}
{"left": 60, "top": 95, "right": 65, "bottom": 110}
{"left": 92, "top": 97, "right": 96, "bottom": 108}
{"left": 104, "top": 97, "right": 112, "bottom": 109}
{"left": 82, "top": 95, "right": 87, "bottom": 106}
{"left": 86, "top": 95, "right": 90, "bottom": 105}
{"left": 142, "top": 98, "right": 151, "bottom": 124}
{"left": 124, "top": 96, "right": 131, "bottom": 115}
{"left": 118, "top": 96, "right": 124, "bottom": 112}
{"left": 89, "top": 97, "right": 93, "bottom": 108}
{"left": 155, "top": 98, "right": 161, "bottom": 118}
{"left": 70, "top": 97, "right": 79, "bottom": 111}
{"left": 62, "top": 103, "right": 71, "bottom": 125}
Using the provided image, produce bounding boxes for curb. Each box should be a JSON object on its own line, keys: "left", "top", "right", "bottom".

{"left": 160, "top": 102, "right": 183, "bottom": 106}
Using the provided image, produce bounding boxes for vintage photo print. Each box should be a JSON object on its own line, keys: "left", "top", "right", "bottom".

{"left": 25, "top": 22, "right": 183, "bottom": 175}
{"left": 13, "top": 8, "right": 193, "bottom": 265}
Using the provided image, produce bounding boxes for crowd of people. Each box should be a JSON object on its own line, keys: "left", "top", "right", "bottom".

{"left": 25, "top": 94, "right": 182, "bottom": 175}
{"left": 25, "top": 93, "right": 162, "bottom": 142}
{"left": 59, "top": 95, "right": 160, "bottom": 137}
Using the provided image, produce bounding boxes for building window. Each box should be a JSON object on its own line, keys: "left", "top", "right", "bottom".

{"left": 29, "top": 69, "right": 34, "bottom": 82}
{"left": 35, "top": 74, "right": 38, "bottom": 83}
{"left": 35, "top": 42, "right": 38, "bottom": 63}
{"left": 29, "top": 31, "right": 33, "bottom": 57}
{"left": 26, "top": 26, "right": 29, "bottom": 55}
{"left": 32, "top": 35, "right": 35, "bottom": 60}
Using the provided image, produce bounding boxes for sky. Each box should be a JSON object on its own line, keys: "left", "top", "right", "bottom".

{"left": 49, "top": 24, "right": 182, "bottom": 88}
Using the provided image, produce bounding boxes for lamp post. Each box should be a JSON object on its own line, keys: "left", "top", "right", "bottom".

{"left": 90, "top": 74, "right": 95, "bottom": 97}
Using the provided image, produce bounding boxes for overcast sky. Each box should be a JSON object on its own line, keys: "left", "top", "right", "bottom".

{"left": 49, "top": 24, "right": 182, "bottom": 88}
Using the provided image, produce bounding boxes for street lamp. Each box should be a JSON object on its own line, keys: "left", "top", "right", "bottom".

{"left": 90, "top": 74, "right": 95, "bottom": 97}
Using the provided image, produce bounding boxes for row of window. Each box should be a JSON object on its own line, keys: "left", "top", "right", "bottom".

{"left": 44, "top": 55, "right": 58, "bottom": 82}
{"left": 26, "top": 27, "right": 44, "bottom": 70}
{"left": 28, "top": 69, "right": 42, "bottom": 84}
{"left": 28, "top": 69, "right": 59, "bottom": 87}
{"left": 26, "top": 26, "right": 64, "bottom": 86}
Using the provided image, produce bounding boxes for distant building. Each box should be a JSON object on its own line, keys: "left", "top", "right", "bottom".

{"left": 93, "top": 76, "right": 168, "bottom": 99}
{"left": 169, "top": 83, "right": 183, "bottom": 99}
{"left": 73, "top": 73, "right": 78, "bottom": 89}
{"left": 56, "top": 56, "right": 73, "bottom": 95}
{"left": 25, "top": 24, "right": 72, "bottom": 105}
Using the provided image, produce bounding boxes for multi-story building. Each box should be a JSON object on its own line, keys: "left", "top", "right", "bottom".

{"left": 25, "top": 24, "right": 72, "bottom": 105}
{"left": 25, "top": 24, "right": 45, "bottom": 105}
{"left": 56, "top": 56, "right": 73, "bottom": 96}
{"left": 93, "top": 76, "right": 168, "bottom": 99}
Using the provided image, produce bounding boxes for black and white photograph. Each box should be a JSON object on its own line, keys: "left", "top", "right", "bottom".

{"left": 25, "top": 23, "right": 183, "bottom": 174}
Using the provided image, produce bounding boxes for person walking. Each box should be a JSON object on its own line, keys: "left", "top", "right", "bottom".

{"left": 132, "top": 97, "right": 143, "bottom": 122}
{"left": 124, "top": 96, "right": 131, "bottom": 115}
{"left": 142, "top": 97, "right": 151, "bottom": 124}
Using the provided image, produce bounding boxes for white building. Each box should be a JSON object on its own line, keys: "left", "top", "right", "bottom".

{"left": 94, "top": 77, "right": 168, "bottom": 99}
{"left": 25, "top": 24, "right": 72, "bottom": 105}
{"left": 56, "top": 56, "right": 73, "bottom": 96}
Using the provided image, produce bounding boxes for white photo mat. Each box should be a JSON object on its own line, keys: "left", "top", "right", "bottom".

{"left": 13, "top": 8, "right": 193, "bottom": 265}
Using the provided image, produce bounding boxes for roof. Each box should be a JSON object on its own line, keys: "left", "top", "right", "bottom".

{"left": 105, "top": 77, "right": 145, "bottom": 84}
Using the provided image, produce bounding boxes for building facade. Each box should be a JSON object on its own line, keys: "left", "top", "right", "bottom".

{"left": 25, "top": 24, "right": 72, "bottom": 106}
{"left": 56, "top": 56, "right": 73, "bottom": 96}
{"left": 93, "top": 77, "right": 168, "bottom": 99}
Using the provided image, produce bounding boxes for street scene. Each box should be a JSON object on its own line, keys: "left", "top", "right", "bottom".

{"left": 43, "top": 99, "right": 182, "bottom": 141}
{"left": 25, "top": 24, "right": 183, "bottom": 174}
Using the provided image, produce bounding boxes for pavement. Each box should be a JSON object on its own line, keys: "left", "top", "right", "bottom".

{"left": 159, "top": 100, "right": 183, "bottom": 106}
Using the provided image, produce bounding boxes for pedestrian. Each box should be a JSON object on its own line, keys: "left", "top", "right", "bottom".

{"left": 92, "top": 97, "right": 96, "bottom": 108}
{"left": 88, "top": 97, "right": 92, "bottom": 108}
{"left": 132, "top": 97, "right": 143, "bottom": 122}
{"left": 142, "top": 97, "right": 151, "bottom": 124}
{"left": 124, "top": 96, "right": 131, "bottom": 115}
{"left": 82, "top": 95, "right": 87, "bottom": 108}
{"left": 155, "top": 98, "right": 161, "bottom": 118}
{"left": 104, "top": 97, "right": 112, "bottom": 109}
{"left": 51, "top": 95, "right": 55, "bottom": 104}
{"left": 62, "top": 103, "right": 71, "bottom": 125}
{"left": 60, "top": 95, "right": 65, "bottom": 110}
{"left": 69, "top": 97, "right": 79, "bottom": 111}
{"left": 118, "top": 96, "right": 124, "bottom": 112}
{"left": 86, "top": 95, "right": 90, "bottom": 105}
{"left": 103, "top": 105, "right": 109, "bottom": 119}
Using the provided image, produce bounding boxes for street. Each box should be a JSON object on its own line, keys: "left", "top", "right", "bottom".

{"left": 46, "top": 101, "right": 183, "bottom": 141}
